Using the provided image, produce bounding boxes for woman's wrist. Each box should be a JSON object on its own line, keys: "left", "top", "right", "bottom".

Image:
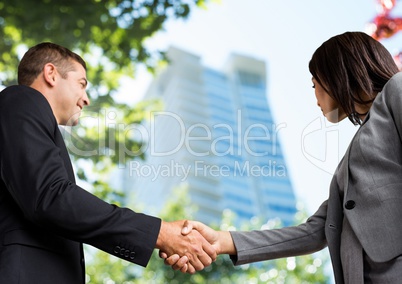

{"left": 218, "top": 231, "right": 236, "bottom": 255}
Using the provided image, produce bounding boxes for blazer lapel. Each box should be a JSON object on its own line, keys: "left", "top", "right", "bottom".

{"left": 326, "top": 168, "right": 345, "bottom": 284}
{"left": 338, "top": 145, "right": 351, "bottom": 198}
{"left": 340, "top": 114, "right": 368, "bottom": 198}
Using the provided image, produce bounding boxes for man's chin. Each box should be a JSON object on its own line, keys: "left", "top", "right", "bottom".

{"left": 71, "top": 119, "right": 79, "bottom": 126}
{"left": 63, "top": 118, "right": 80, "bottom": 126}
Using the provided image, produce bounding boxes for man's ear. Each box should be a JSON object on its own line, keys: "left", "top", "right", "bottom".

{"left": 43, "top": 63, "right": 57, "bottom": 87}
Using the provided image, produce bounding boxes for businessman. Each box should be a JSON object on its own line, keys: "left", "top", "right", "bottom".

{"left": 0, "top": 42, "right": 215, "bottom": 284}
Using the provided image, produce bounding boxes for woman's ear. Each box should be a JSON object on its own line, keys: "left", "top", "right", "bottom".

{"left": 43, "top": 63, "right": 57, "bottom": 87}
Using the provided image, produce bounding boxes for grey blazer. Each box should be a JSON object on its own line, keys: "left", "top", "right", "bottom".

{"left": 230, "top": 72, "right": 402, "bottom": 283}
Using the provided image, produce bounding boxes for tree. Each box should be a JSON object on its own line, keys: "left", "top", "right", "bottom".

{"left": 0, "top": 0, "right": 213, "bottom": 200}
{"left": 0, "top": 0, "right": 210, "bottom": 84}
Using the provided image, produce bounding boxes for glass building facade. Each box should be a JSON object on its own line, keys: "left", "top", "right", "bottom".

{"left": 126, "top": 47, "right": 297, "bottom": 226}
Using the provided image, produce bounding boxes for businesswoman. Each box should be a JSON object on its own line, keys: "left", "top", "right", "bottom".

{"left": 163, "top": 31, "right": 402, "bottom": 283}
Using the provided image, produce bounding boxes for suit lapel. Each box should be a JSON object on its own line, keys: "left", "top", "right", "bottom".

{"left": 326, "top": 167, "right": 345, "bottom": 284}
{"left": 341, "top": 112, "right": 369, "bottom": 196}
{"left": 338, "top": 144, "right": 351, "bottom": 198}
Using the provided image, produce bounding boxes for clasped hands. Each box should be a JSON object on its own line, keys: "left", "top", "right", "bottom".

{"left": 157, "top": 220, "right": 225, "bottom": 274}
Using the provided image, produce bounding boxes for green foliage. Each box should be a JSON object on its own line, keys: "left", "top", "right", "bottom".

{"left": 0, "top": 0, "right": 210, "bottom": 87}
{"left": 0, "top": 0, "right": 211, "bottom": 202}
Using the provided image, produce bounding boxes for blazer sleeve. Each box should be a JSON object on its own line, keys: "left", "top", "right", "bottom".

{"left": 0, "top": 85, "right": 161, "bottom": 267}
{"left": 229, "top": 200, "right": 328, "bottom": 265}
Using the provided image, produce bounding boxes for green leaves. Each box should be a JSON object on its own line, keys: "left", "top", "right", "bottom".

{"left": 0, "top": 0, "right": 203, "bottom": 202}
{"left": 0, "top": 0, "right": 204, "bottom": 85}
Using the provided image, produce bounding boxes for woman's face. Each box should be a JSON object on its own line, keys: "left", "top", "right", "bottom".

{"left": 312, "top": 77, "right": 347, "bottom": 123}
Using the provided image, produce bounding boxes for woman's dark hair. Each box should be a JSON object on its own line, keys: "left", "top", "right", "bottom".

{"left": 18, "top": 42, "right": 86, "bottom": 86}
{"left": 309, "top": 31, "right": 399, "bottom": 125}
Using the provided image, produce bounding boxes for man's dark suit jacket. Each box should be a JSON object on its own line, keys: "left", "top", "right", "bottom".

{"left": 0, "top": 85, "right": 161, "bottom": 283}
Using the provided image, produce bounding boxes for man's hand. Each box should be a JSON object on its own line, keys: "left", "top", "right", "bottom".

{"left": 155, "top": 220, "right": 217, "bottom": 273}
{"left": 160, "top": 220, "right": 236, "bottom": 273}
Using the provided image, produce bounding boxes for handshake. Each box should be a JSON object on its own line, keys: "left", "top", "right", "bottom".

{"left": 155, "top": 220, "right": 236, "bottom": 274}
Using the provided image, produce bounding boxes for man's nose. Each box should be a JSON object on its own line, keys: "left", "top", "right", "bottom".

{"left": 83, "top": 92, "right": 90, "bottom": 106}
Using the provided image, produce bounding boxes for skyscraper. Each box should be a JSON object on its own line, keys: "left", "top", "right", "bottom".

{"left": 127, "top": 46, "right": 297, "bottom": 226}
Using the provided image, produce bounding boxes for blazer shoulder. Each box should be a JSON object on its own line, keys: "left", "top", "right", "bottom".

{"left": 378, "top": 72, "right": 402, "bottom": 109}
{"left": 1, "top": 85, "right": 49, "bottom": 105}
{"left": 0, "top": 85, "right": 56, "bottom": 123}
{"left": 383, "top": 72, "right": 402, "bottom": 95}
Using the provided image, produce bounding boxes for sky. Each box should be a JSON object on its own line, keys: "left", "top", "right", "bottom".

{"left": 119, "top": 0, "right": 402, "bottom": 214}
